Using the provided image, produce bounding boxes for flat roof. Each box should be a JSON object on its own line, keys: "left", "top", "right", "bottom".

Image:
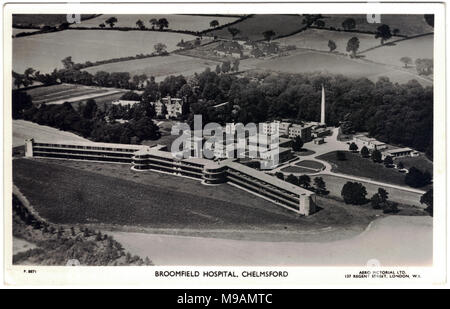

{"left": 226, "top": 161, "right": 314, "bottom": 197}
{"left": 32, "top": 139, "right": 147, "bottom": 150}
{"left": 384, "top": 147, "right": 413, "bottom": 154}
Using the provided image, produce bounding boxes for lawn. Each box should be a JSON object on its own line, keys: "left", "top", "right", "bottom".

{"left": 394, "top": 155, "right": 433, "bottom": 175}
{"left": 280, "top": 166, "right": 317, "bottom": 174}
{"left": 84, "top": 54, "right": 220, "bottom": 82}
{"left": 72, "top": 14, "right": 239, "bottom": 32}
{"left": 317, "top": 150, "right": 407, "bottom": 186}
{"left": 275, "top": 28, "right": 379, "bottom": 54}
{"left": 253, "top": 49, "right": 431, "bottom": 86}
{"left": 13, "top": 29, "right": 196, "bottom": 73}
{"left": 320, "top": 14, "right": 434, "bottom": 37}
{"left": 295, "top": 160, "right": 325, "bottom": 170}
{"left": 207, "top": 15, "right": 307, "bottom": 41}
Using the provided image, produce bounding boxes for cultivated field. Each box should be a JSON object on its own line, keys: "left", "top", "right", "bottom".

{"left": 12, "top": 14, "right": 98, "bottom": 27}
{"left": 320, "top": 14, "right": 434, "bottom": 37}
{"left": 73, "top": 14, "right": 240, "bottom": 32}
{"left": 275, "top": 28, "right": 378, "bottom": 54}
{"left": 317, "top": 151, "right": 407, "bottom": 186}
{"left": 12, "top": 119, "right": 89, "bottom": 147}
{"left": 13, "top": 29, "right": 196, "bottom": 73}
{"left": 251, "top": 49, "right": 432, "bottom": 86}
{"left": 22, "top": 83, "right": 126, "bottom": 105}
{"left": 361, "top": 34, "right": 433, "bottom": 69}
{"left": 84, "top": 54, "right": 220, "bottom": 82}
{"left": 207, "top": 15, "right": 306, "bottom": 41}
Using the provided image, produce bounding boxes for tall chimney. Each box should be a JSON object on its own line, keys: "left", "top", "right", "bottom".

{"left": 320, "top": 84, "right": 326, "bottom": 125}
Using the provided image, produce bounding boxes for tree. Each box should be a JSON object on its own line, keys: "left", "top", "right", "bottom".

{"left": 400, "top": 56, "right": 412, "bottom": 68}
{"left": 378, "top": 188, "right": 389, "bottom": 203}
{"left": 262, "top": 30, "right": 276, "bottom": 42}
{"left": 328, "top": 40, "right": 336, "bottom": 52}
{"left": 210, "top": 20, "right": 219, "bottom": 28}
{"left": 360, "top": 146, "right": 370, "bottom": 158}
{"left": 157, "top": 18, "right": 169, "bottom": 30}
{"left": 81, "top": 99, "right": 97, "bottom": 119}
{"left": 424, "top": 14, "right": 434, "bottom": 27}
{"left": 346, "top": 37, "right": 360, "bottom": 58}
{"left": 342, "top": 18, "right": 356, "bottom": 30}
{"left": 349, "top": 142, "right": 358, "bottom": 152}
{"left": 314, "top": 177, "right": 327, "bottom": 195}
{"left": 215, "top": 64, "right": 221, "bottom": 74}
{"left": 420, "top": 188, "right": 433, "bottom": 216}
{"left": 341, "top": 182, "right": 368, "bottom": 205}
{"left": 136, "top": 19, "right": 145, "bottom": 30}
{"left": 105, "top": 17, "right": 118, "bottom": 28}
{"left": 315, "top": 20, "right": 325, "bottom": 28}
{"left": 12, "top": 91, "right": 32, "bottom": 119}
{"left": 292, "top": 136, "right": 304, "bottom": 152}
{"left": 298, "top": 175, "right": 311, "bottom": 188}
{"left": 221, "top": 61, "right": 231, "bottom": 73}
{"left": 149, "top": 18, "right": 158, "bottom": 30}
{"left": 286, "top": 174, "right": 298, "bottom": 186}
{"left": 154, "top": 43, "right": 167, "bottom": 55}
{"left": 62, "top": 56, "right": 74, "bottom": 69}
{"left": 371, "top": 149, "right": 382, "bottom": 163}
{"left": 392, "top": 28, "right": 400, "bottom": 36}
{"left": 397, "top": 161, "right": 404, "bottom": 169}
{"left": 375, "top": 24, "right": 392, "bottom": 45}
{"left": 405, "top": 167, "right": 431, "bottom": 188}
{"left": 415, "top": 58, "right": 433, "bottom": 76}
{"left": 227, "top": 27, "right": 240, "bottom": 39}
{"left": 370, "top": 193, "right": 382, "bottom": 209}
{"left": 99, "top": 23, "right": 105, "bottom": 28}
{"left": 384, "top": 155, "right": 394, "bottom": 167}
{"left": 336, "top": 151, "right": 346, "bottom": 161}
{"left": 275, "top": 172, "right": 284, "bottom": 180}
{"left": 232, "top": 59, "right": 240, "bottom": 72}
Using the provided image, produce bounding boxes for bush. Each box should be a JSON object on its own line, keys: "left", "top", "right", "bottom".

{"left": 405, "top": 167, "right": 432, "bottom": 188}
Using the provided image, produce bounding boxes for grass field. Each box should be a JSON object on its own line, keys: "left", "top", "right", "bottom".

{"left": 73, "top": 14, "right": 239, "bottom": 32}
{"left": 207, "top": 15, "right": 306, "bottom": 41}
{"left": 275, "top": 28, "right": 378, "bottom": 54}
{"left": 13, "top": 158, "right": 390, "bottom": 241}
{"left": 320, "top": 14, "right": 434, "bottom": 37}
{"left": 13, "top": 119, "right": 89, "bottom": 147}
{"left": 13, "top": 29, "right": 196, "bottom": 73}
{"left": 361, "top": 34, "right": 433, "bottom": 69}
{"left": 252, "top": 49, "right": 432, "bottom": 86}
{"left": 84, "top": 54, "right": 220, "bottom": 82}
{"left": 317, "top": 151, "right": 407, "bottom": 186}
{"left": 394, "top": 155, "right": 433, "bottom": 175}
{"left": 317, "top": 174, "right": 424, "bottom": 207}
{"left": 280, "top": 166, "right": 317, "bottom": 174}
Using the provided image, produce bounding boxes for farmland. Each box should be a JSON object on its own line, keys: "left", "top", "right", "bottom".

{"left": 13, "top": 119, "right": 89, "bottom": 147}
{"left": 361, "top": 34, "right": 433, "bottom": 69}
{"left": 251, "top": 49, "right": 432, "bottom": 86}
{"left": 13, "top": 29, "right": 196, "bottom": 73}
{"left": 207, "top": 15, "right": 307, "bottom": 41}
{"left": 73, "top": 14, "right": 240, "bottom": 32}
{"left": 22, "top": 83, "right": 126, "bottom": 105}
{"left": 319, "top": 14, "right": 434, "bottom": 37}
{"left": 275, "top": 28, "right": 378, "bottom": 54}
{"left": 12, "top": 14, "right": 99, "bottom": 27}
{"left": 84, "top": 54, "right": 220, "bottom": 82}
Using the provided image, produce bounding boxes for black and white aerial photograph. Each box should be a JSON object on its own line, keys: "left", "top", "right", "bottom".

{"left": 6, "top": 2, "right": 443, "bottom": 284}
